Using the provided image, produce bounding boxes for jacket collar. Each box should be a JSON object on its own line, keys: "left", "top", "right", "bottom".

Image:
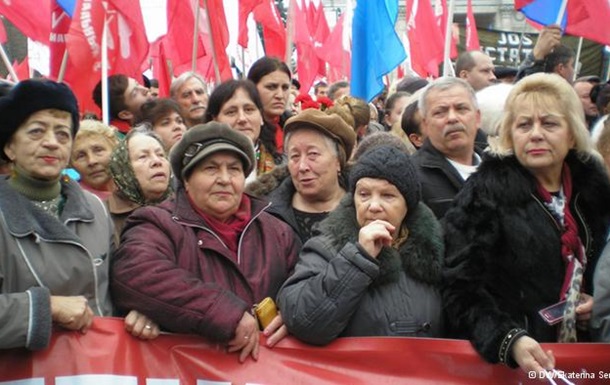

{"left": 0, "top": 177, "right": 95, "bottom": 241}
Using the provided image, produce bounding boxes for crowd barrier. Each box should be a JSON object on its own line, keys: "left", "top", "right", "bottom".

{"left": 0, "top": 317, "right": 609, "bottom": 384}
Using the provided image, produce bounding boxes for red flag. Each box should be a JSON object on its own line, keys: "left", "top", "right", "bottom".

{"left": 6, "top": 57, "right": 29, "bottom": 81}
{"left": 49, "top": 2, "right": 71, "bottom": 79}
{"left": 292, "top": 0, "right": 318, "bottom": 93}
{"left": 309, "top": 1, "right": 330, "bottom": 77}
{"left": 165, "top": 0, "right": 205, "bottom": 71}
{"left": 318, "top": 13, "right": 350, "bottom": 82}
{"left": 406, "top": 0, "right": 444, "bottom": 77}
{"left": 435, "top": 0, "right": 458, "bottom": 59}
{"left": 150, "top": 38, "right": 171, "bottom": 98}
{"left": 253, "top": 0, "right": 286, "bottom": 59}
{"left": 237, "top": 0, "right": 258, "bottom": 48}
{"left": 465, "top": 0, "right": 480, "bottom": 51}
{"left": 201, "top": 0, "right": 232, "bottom": 82}
{"left": 0, "top": 0, "right": 51, "bottom": 44}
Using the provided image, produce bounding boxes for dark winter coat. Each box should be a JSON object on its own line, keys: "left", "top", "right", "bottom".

{"left": 443, "top": 151, "right": 610, "bottom": 364}
{"left": 111, "top": 188, "right": 301, "bottom": 343}
{"left": 277, "top": 195, "right": 445, "bottom": 345}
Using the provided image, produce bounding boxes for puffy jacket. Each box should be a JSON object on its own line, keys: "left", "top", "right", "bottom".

{"left": 111, "top": 188, "right": 301, "bottom": 343}
{"left": 0, "top": 178, "right": 114, "bottom": 350}
{"left": 277, "top": 195, "right": 445, "bottom": 345}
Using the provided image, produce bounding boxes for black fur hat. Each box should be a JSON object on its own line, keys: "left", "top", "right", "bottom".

{"left": 349, "top": 145, "right": 421, "bottom": 212}
{"left": 0, "top": 79, "right": 80, "bottom": 159}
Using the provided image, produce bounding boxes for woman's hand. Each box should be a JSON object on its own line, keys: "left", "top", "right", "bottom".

{"left": 227, "top": 311, "right": 260, "bottom": 363}
{"left": 124, "top": 310, "right": 160, "bottom": 340}
{"left": 511, "top": 335, "right": 555, "bottom": 376}
{"left": 50, "top": 295, "right": 94, "bottom": 333}
{"left": 358, "top": 220, "right": 395, "bottom": 258}
{"left": 263, "top": 312, "right": 288, "bottom": 348}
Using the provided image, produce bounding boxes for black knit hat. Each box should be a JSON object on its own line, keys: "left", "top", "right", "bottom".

{"left": 170, "top": 121, "right": 255, "bottom": 180}
{"left": 0, "top": 79, "right": 80, "bottom": 159}
{"left": 349, "top": 145, "right": 421, "bottom": 211}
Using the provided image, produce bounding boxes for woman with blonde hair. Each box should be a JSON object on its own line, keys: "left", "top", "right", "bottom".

{"left": 443, "top": 73, "right": 610, "bottom": 376}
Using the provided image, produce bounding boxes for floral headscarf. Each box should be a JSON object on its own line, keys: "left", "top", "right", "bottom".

{"left": 108, "top": 131, "right": 172, "bottom": 206}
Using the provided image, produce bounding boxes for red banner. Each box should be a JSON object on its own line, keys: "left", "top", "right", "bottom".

{"left": 0, "top": 317, "right": 609, "bottom": 384}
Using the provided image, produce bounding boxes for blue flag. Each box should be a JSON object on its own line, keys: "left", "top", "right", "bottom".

{"left": 350, "top": 0, "right": 406, "bottom": 103}
{"left": 518, "top": 0, "right": 567, "bottom": 29}
{"left": 57, "top": 0, "right": 76, "bottom": 17}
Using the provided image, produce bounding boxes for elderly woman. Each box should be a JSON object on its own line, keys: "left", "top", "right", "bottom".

{"left": 70, "top": 119, "right": 118, "bottom": 200}
{"left": 277, "top": 145, "right": 444, "bottom": 344}
{"left": 247, "top": 109, "right": 356, "bottom": 243}
{"left": 204, "top": 79, "right": 283, "bottom": 184}
{"left": 443, "top": 73, "right": 610, "bottom": 375}
{"left": 107, "top": 128, "right": 172, "bottom": 245}
{"left": 0, "top": 79, "right": 157, "bottom": 350}
{"left": 247, "top": 56, "right": 292, "bottom": 151}
{"left": 140, "top": 98, "right": 187, "bottom": 152}
{"left": 111, "top": 122, "right": 301, "bottom": 363}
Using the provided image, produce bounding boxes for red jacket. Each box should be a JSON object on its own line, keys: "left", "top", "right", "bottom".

{"left": 110, "top": 189, "right": 301, "bottom": 342}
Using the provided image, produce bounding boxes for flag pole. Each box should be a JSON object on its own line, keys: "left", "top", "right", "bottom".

{"left": 57, "top": 49, "right": 69, "bottom": 83}
{"left": 0, "top": 44, "right": 18, "bottom": 81}
{"left": 555, "top": 0, "right": 568, "bottom": 26}
{"left": 203, "top": 0, "right": 221, "bottom": 84}
{"left": 191, "top": 0, "right": 200, "bottom": 73}
{"left": 442, "top": 0, "right": 456, "bottom": 77}
{"left": 285, "top": 0, "right": 294, "bottom": 64}
{"left": 101, "top": 14, "right": 109, "bottom": 126}
{"left": 573, "top": 37, "right": 583, "bottom": 81}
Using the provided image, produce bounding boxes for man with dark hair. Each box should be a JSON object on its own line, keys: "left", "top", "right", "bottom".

{"left": 516, "top": 25, "right": 576, "bottom": 83}
{"left": 313, "top": 81, "right": 328, "bottom": 100}
{"left": 93, "top": 74, "right": 152, "bottom": 136}
{"left": 149, "top": 78, "right": 160, "bottom": 98}
{"left": 574, "top": 75, "right": 601, "bottom": 130}
{"left": 328, "top": 80, "right": 350, "bottom": 100}
{"left": 456, "top": 50, "right": 496, "bottom": 91}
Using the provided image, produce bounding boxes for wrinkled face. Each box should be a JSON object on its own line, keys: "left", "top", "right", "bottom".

{"left": 256, "top": 70, "right": 291, "bottom": 119}
{"left": 184, "top": 151, "right": 245, "bottom": 222}
{"left": 510, "top": 100, "right": 575, "bottom": 180}
{"left": 384, "top": 95, "right": 409, "bottom": 127}
{"left": 176, "top": 77, "right": 208, "bottom": 126}
{"left": 422, "top": 86, "right": 480, "bottom": 160}
{"left": 123, "top": 78, "right": 152, "bottom": 120}
{"left": 215, "top": 88, "right": 263, "bottom": 143}
{"left": 128, "top": 134, "right": 171, "bottom": 202}
{"left": 354, "top": 177, "right": 407, "bottom": 231}
{"left": 153, "top": 111, "right": 187, "bottom": 151}
{"left": 71, "top": 135, "right": 114, "bottom": 190}
{"left": 286, "top": 128, "right": 341, "bottom": 201}
{"left": 464, "top": 54, "right": 496, "bottom": 91}
{"left": 573, "top": 81, "right": 599, "bottom": 117}
{"left": 4, "top": 109, "right": 72, "bottom": 181}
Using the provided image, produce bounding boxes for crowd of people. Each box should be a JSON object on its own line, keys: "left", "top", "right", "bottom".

{"left": 2, "top": 25, "right": 610, "bottom": 379}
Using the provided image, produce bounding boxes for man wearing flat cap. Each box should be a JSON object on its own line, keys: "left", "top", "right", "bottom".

{"left": 112, "top": 122, "right": 301, "bottom": 363}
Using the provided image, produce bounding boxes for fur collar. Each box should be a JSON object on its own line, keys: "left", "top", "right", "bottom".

{"left": 316, "top": 194, "right": 444, "bottom": 286}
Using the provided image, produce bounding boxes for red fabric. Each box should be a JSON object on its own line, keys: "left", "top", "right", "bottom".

{"left": 189, "top": 193, "right": 252, "bottom": 254}
{"left": 318, "top": 13, "right": 350, "bottom": 82}
{"left": 436, "top": 0, "right": 458, "bottom": 59}
{"left": 165, "top": 0, "right": 205, "bottom": 72}
{"left": 405, "top": 0, "right": 444, "bottom": 77}
{"left": 49, "top": 2, "right": 71, "bottom": 79}
{"left": 201, "top": 0, "right": 232, "bottom": 82}
{"left": 110, "top": 119, "right": 131, "bottom": 135}
{"left": 535, "top": 163, "right": 584, "bottom": 301}
{"left": 309, "top": 1, "right": 330, "bottom": 78}
{"left": 0, "top": 0, "right": 51, "bottom": 44}
{"left": 237, "top": 0, "right": 258, "bottom": 48}
{"left": 0, "top": 18, "right": 7, "bottom": 44}
{"left": 465, "top": 0, "right": 480, "bottom": 51}
{"left": 273, "top": 117, "right": 284, "bottom": 153}
{"left": 7, "top": 57, "right": 29, "bottom": 82}
{"left": 253, "top": 0, "right": 286, "bottom": 59}
{"left": 293, "top": 0, "right": 318, "bottom": 94}
{"left": 150, "top": 39, "right": 171, "bottom": 98}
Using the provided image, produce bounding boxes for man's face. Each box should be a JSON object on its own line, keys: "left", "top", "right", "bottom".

{"left": 175, "top": 77, "right": 208, "bottom": 127}
{"left": 573, "top": 81, "right": 599, "bottom": 117}
{"left": 557, "top": 58, "right": 576, "bottom": 84}
{"left": 150, "top": 87, "right": 159, "bottom": 99}
{"left": 122, "top": 78, "right": 152, "bottom": 122}
{"left": 422, "top": 85, "right": 480, "bottom": 162}
{"left": 462, "top": 53, "right": 496, "bottom": 91}
{"left": 315, "top": 86, "right": 328, "bottom": 100}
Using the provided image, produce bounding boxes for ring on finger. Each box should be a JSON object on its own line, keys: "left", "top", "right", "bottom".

{"left": 145, "top": 324, "right": 152, "bottom": 330}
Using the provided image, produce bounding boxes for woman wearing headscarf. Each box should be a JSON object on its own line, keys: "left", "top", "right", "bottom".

{"left": 443, "top": 73, "right": 610, "bottom": 375}
{"left": 0, "top": 80, "right": 158, "bottom": 350}
{"left": 107, "top": 128, "right": 172, "bottom": 245}
{"left": 277, "top": 145, "right": 444, "bottom": 344}
{"left": 111, "top": 122, "right": 301, "bottom": 363}
{"left": 247, "top": 108, "right": 356, "bottom": 243}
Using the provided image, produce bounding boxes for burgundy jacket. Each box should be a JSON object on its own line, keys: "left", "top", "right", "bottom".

{"left": 110, "top": 189, "right": 301, "bottom": 343}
